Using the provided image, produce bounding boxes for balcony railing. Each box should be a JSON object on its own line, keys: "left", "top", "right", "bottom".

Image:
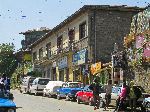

{"left": 34, "top": 37, "right": 88, "bottom": 63}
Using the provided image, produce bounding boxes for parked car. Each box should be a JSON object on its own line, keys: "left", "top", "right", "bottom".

{"left": 143, "top": 97, "right": 150, "bottom": 112}
{"left": 29, "top": 77, "right": 50, "bottom": 95}
{"left": 20, "top": 76, "right": 36, "bottom": 93}
{"left": 0, "top": 89, "right": 16, "bottom": 112}
{"left": 43, "top": 81, "right": 63, "bottom": 97}
{"left": 99, "top": 85, "right": 121, "bottom": 108}
{"left": 56, "top": 82, "right": 82, "bottom": 100}
{"left": 76, "top": 85, "right": 94, "bottom": 105}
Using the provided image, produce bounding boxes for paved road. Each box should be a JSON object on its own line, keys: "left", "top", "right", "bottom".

{"left": 12, "top": 90, "right": 115, "bottom": 112}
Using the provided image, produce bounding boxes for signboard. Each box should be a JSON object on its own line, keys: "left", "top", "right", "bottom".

{"left": 90, "top": 62, "right": 101, "bottom": 75}
{"left": 72, "top": 49, "right": 87, "bottom": 65}
{"left": 136, "top": 36, "right": 150, "bottom": 58}
{"left": 57, "top": 56, "right": 67, "bottom": 69}
{"left": 143, "top": 41, "right": 150, "bottom": 57}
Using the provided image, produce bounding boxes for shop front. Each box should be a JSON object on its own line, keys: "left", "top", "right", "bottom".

{"left": 57, "top": 56, "right": 68, "bottom": 82}
{"left": 72, "top": 49, "right": 88, "bottom": 83}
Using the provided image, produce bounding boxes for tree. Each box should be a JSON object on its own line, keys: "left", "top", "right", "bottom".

{"left": 0, "top": 43, "right": 18, "bottom": 77}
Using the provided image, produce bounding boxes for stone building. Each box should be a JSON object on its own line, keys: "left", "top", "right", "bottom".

{"left": 30, "top": 5, "right": 144, "bottom": 83}
{"left": 20, "top": 27, "right": 50, "bottom": 50}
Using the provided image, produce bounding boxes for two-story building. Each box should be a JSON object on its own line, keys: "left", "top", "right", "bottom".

{"left": 30, "top": 5, "right": 144, "bottom": 83}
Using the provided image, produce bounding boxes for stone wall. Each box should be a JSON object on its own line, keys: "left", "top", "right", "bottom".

{"left": 134, "top": 67, "right": 150, "bottom": 93}
{"left": 88, "top": 9, "right": 139, "bottom": 63}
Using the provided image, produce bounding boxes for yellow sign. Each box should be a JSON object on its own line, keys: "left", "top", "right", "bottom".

{"left": 90, "top": 62, "right": 101, "bottom": 75}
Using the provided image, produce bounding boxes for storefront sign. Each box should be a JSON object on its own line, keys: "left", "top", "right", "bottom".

{"left": 90, "top": 62, "right": 101, "bottom": 75}
{"left": 136, "top": 36, "right": 150, "bottom": 57}
{"left": 57, "top": 56, "right": 68, "bottom": 69}
{"left": 72, "top": 49, "right": 87, "bottom": 65}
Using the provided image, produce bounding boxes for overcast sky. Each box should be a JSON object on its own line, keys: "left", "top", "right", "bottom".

{"left": 0, "top": 0, "right": 149, "bottom": 51}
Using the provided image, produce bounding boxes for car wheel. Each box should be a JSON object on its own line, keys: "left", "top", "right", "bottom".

{"left": 65, "top": 95, "right": 70, "bottom": 101}
{"left": 34, "top": 91, "right": 38, "bottom": 96}
{"left": 43, "top": 93, "right": 46, "bottom": 97}
{"left": 57, "top": 94, "right": 61, "bottom": 100}
{"left": 99, "top": 100, "right": 105, "bottom": 108}
{"left": 89, "top": 98, "right": 93, "bottom": 106}
{"left": 48, "top": 94, "right": 52, "bottom": 98}
{"left": 77, "top": 96, "right": 81, "bottom": 104}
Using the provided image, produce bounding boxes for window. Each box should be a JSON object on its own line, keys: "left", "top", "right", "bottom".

{"left": 39, "top": 47, "right": 43, "bottom": 60}
{"left": 68, "top": 29, "right": 75, "bottom": 44}
{"left": 46, "top": 42, "right": 51, "bottom": 58}
{"left": 33, "top": 52, "right": 37, "bottom": 61}
{"left": 57, "top": 35, "right": 63, "bottom": 53}
{"left": 79, "top": 22, "right": 87, "bottom": 39}
{"left": 38, "top": 79, "right": 50, "bottom": 85}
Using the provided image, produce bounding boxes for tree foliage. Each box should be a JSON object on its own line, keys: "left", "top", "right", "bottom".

{"left": 0, "top": 43, "right": 18, "bottom": 77}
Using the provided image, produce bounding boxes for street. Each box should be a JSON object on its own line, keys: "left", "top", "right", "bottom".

{"left": 12, "top": 90, "right": 115, "bottom": 112}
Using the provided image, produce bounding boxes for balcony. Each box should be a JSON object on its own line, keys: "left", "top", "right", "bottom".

{"left": 72, "top": 37, "right": 88, "bottom": 52}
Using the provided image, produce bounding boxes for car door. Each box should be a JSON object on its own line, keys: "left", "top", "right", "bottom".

{"left": 30, "top": 79, "right": 38, "bottom": 93}
{"left": 84, "top": 87, "right": 92, "bottom": 103}
{"left": 82, "top": 86, "right": 89, "bottom": 102}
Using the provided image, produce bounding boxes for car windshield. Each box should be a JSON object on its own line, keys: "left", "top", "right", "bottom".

{"left": 69, "top": 83, "right": 80, "bottom": 88}
{"left": 29, "top": 78, "right": 36, "bottom": 83}
{"left": 38, "top": 79, "right": 50, "bottom": 85}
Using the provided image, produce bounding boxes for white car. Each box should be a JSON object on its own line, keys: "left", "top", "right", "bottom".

{"left": 29, "top": 77, "right": 50, "bottom": 95}
{"left": 99, "top": 86, "right": 120, "bottom": 108}
{"left": 43, "top": 81, "right": 63, "bottom": 97}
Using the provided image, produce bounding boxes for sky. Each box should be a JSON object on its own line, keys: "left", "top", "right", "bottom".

{"left": 0, "top": 0, "right": 149, "bottom": 51}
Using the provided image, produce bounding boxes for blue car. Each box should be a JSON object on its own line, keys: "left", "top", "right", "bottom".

{"left": 0, "top": 91, "right": 16, "bottom": 112}
{"left": 56, "top": 82, "right": 82, "bottom": 100}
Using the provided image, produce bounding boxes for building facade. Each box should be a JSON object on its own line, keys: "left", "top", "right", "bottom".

{"left": 30, "top": 5, "right": 144, "bottom": 83}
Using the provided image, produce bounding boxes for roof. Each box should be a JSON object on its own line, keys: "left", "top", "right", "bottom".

{"left": 19, "top": 27, "right": 51, "bottom": 34}
{"left": 29, "top": 5, "right": 145, "bottom": 49}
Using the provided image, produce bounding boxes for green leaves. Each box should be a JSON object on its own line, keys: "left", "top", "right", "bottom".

{"left": 0, "top": 43, "right": 17, "bottom": 77}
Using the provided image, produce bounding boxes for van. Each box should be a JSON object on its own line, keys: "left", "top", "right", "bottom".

{"left": 29, "top": 77, "right": 50, "bottom": 95}
{"left": 43, "top": 81, "right": 63, "bottom": 97}
{"left": 20, "top": 76, "right": 36, "bottom": 93}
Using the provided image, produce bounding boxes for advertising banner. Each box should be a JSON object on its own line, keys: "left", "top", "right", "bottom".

{"left": 72, "top": 49, "right": 87, "bottom": 65}
{"left": 90, "top": 62, "right": 101, "bottom": 75}
{"left": 57, "top": 56, "right": 68, "bottom": 69}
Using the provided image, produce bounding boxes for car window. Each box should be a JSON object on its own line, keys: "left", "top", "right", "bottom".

{"left": 83, "top": 85, "right": 89, "bottom": 91}
{"left": 38, "top": 79, "right": 50, "bottom": 85}
{"left": 29, "top": 78, "right": 36, "bottom": 84}
{"left": 32, "top": 79, "right": 37, "bottom": 85}
{"left": 69, "top": 83, "right": 80, "bottom": 88}
{"left": 62, "top": 83, "right": 68, "bottom": 88}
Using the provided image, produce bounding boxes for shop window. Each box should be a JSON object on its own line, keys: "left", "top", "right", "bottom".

{"left": 33, "top": 52, "right": 37, "bottom": 61}
{"left": 39, "top": 47, "right": 43, "bottom": 60}
{"left": 57, "top": 35, "right": 63, "bottom": 54}
{"left": 79, "top": 22, "right": 87, "bottom": 39}
{"left": 46, "top": 42, "right": 51, "bottom": 58}
{"left": 68, "top": 29, "right": 75, "bottom": 44}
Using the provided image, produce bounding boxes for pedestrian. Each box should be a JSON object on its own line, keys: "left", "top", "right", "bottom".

{"left": 114, "top": 82, "right": 127, "bottom": 112}
{"left": 89, "top": 77, "right": 101, "bottom": 110}
{"left": 104, "top": 80, "right": 112, "bottom": 110}
{"left": 129, "top": 81, "right": 137, "bottom": 112}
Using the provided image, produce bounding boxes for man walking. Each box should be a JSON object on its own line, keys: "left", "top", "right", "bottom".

{"left": 89, "top": 78, "right": 101, "bottom": 110}
{"left": 104, "top": 80, "right": 112, "bottom": 110}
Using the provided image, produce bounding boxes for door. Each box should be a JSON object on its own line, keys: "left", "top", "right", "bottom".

{"left": 30, "top": 79, "right": 38, "bottom": 93}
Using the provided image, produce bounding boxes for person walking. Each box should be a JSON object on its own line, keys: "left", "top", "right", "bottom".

{"left": 129, "top": 81, "right": 137, "bottom": 112}
{"left": 89, "top": 78, "right": 101, "bottom": 110}
{"left": 114, "top": 82, "right": 127, "bottom": 112}
{"left": 104, "top": 80, "right": 112, "bottom": 110}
